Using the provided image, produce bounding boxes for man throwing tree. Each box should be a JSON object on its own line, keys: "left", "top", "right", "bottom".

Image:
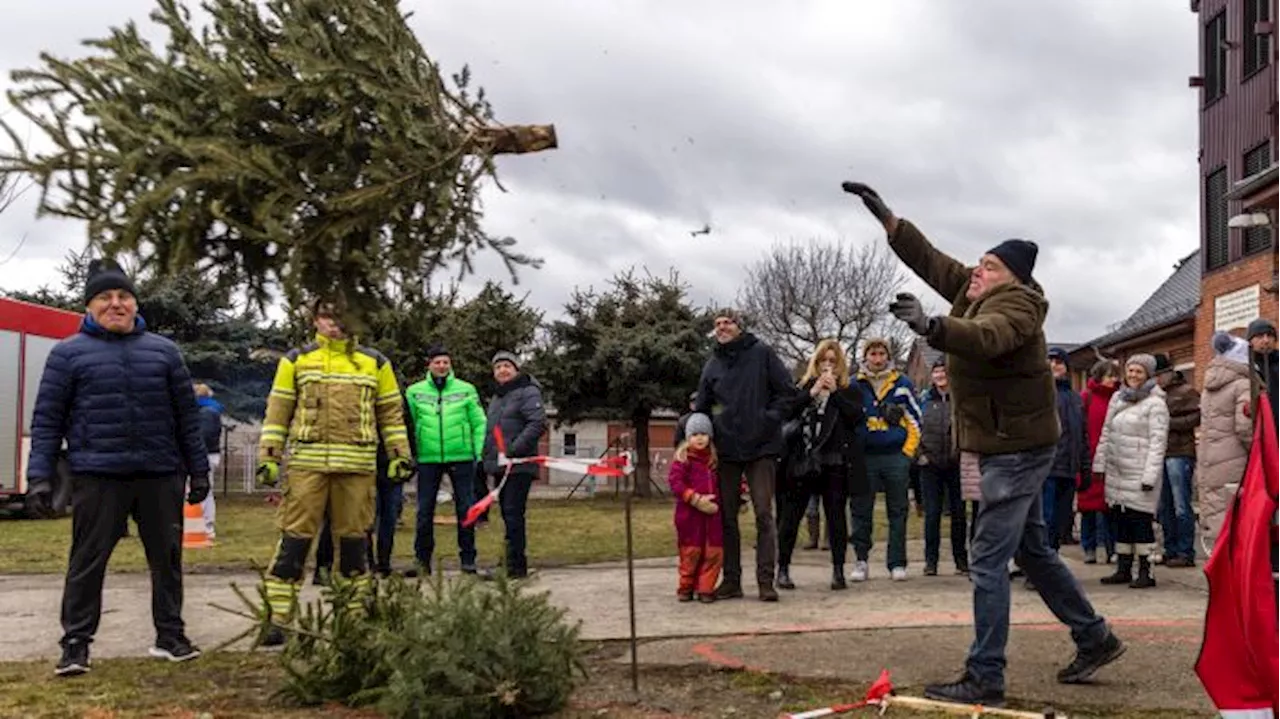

{"left": 842, "top": 182, "right": 1124, "bottom": 705}
{"left": 255, "top": 299, "right": 415, "bottom": 645}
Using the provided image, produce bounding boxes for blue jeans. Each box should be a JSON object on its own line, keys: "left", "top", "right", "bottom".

{"left": 499, "top": 471, "right": 535, "bottom": 576}
{"left": 415, "top": 462, "right": 478, "bottom": 568}
{"left": 373, "top": 478, "right": 403, "bottom": 571}
{"left": 1158, "top": 456, "right": 1196, "bottom": 560}
{"left": 1079, "top": 510, "right": 1114, "bottom": 559}
{"left": 967, "top": 447, "right": 1109, "bottom": 690}
{"left": 1040, "top": 475, "right": 1076, "bottom": 550}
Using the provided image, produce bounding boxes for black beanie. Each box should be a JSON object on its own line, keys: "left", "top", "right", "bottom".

{"left": 1247, "top": 318, "right": 1276, "bottom": 340}
{"left": 84, "top": 259, "right": 138, "bottom": 303}
{"left": 986, "top": 239, "right": 1038, "bottom": 285}
{"left": 426, "top": 343, "right": 450, "bottom": 362}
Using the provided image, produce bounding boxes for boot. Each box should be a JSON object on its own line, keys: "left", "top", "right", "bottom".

{"left": 1129, "top": 556, "right": 1156, "bottom": 589}
{"left": 831, "top": 564, "right": 847, "bottom": 590}
{"left": 758, "top": 582, "right": 779, "bottom": 602}
{"left": 803, "top": 514, "right": 820, "bottom": 550}
{"left": 776, "top": 565, "right": 796, "bottom": 590}
{"left": 1100, "top": 554, "right": 1133, "bottom": 585}
{"left": 714, "top": 581, "right": 744, "bottom": 600}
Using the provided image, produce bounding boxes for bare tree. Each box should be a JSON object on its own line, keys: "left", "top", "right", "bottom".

{"left": 738, "top": 239, "right": 912, "bottom": 369}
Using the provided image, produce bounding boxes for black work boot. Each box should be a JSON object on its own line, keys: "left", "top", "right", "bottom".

{"left": 1100, "top": 554, "right": 1133, "bottom": 585}
{"left": 831, "top": 564, "right": 847, "bottom": 590}
{"left": 776, "top": 565, "right": 796, "bottom": 590}
{"left": 1129, "top": 556, "right": 1156, "bottom": 589}
{"left": 713, "top": 581, "right": 744, "bottom": 600}
{"left": 923, "top": 673, "right": 1005, "bottom": 706}
{"left": 1058, "top": 632, "right": 1126, "bottom": 683}
{"left": 758, "top": 581, "right": 779, "bottom": 602}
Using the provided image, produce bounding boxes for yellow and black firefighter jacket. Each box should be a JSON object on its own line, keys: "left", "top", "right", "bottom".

{"left": 259, "top": 334, "right": 411, "bottom": 473}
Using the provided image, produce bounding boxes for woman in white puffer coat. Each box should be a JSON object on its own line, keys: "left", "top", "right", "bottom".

{"left": 1091, "top": 353, "right": 1169, "bottom": 589}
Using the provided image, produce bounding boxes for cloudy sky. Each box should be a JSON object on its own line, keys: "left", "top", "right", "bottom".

{"left": 0, "top": 0, "right": 1200, "bottom": 343}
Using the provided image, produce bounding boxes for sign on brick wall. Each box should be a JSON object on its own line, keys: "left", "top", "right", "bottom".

{"left": 1214, "top": 284, "right": 1261, "bottom": 331}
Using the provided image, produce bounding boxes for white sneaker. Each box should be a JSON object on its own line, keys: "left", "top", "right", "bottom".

{"left": 850, "top": 560, "right": 869, "bottom": 582}
{"left": 891, "top": 567, "right": 908, "bottom": 581}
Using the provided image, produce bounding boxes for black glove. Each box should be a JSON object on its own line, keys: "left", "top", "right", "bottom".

{"left": 888, "top": 292, "right": 933, "bottom": 336}
{"left": 841, "top": 182, "right": 894, "bottom": 224}
{"left": 1077, "top": 468, "right": 1092, "bottom": 493}
{"left": 883, "top": 404, "right": 905, "bottom": 426}
{"left": 25, "top": 479, "right": 53, "bottom": 518}
{"left": 187, "top": 474, "right": 211, "bottom": 505}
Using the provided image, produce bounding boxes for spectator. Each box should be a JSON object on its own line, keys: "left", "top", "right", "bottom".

{"left": 1247, "top": 318, "right": 1278, "bottom": 417}
{"left": 775, "top": 339, "right": 866, "bottom": 591}
{"left": 1153, "top": 354, "right": 1200, "bottom": 568}
{"left": 481, "top": 351, "right": 547, "bottom": 579}
{"left": 1197, "top": 332, "right": 1254, "bottom": 553}
{"left": 27, "top": 259, "right": 210, "bottom": 676}
{"left": 193, "top": 383, "right": 224, "bottom": 539}
{"left": 850, "top": 338, "right": 921, "bottom": 582}
{"left": 1045, "top": 348, "right": 1090, "bottom": 553}
{"left": 406, "top": 344, "right": 487, "bottom": 576}
{"left": 667, "top": 413, "right": 723, "bottom": 602}
{"left": 694, "top": 308, "right": 796, "bottom": 602}
{"left": 1092, "top": 354, "right": 1168, "bottom": 589}
{"left": 843, "top": 181, "right": 1123, "bottom": 705}
{"left": 1080, "top": 360, "right": 1120, "bottom": 565}
{"left": 918, "top": 357, "right": 968, "bottom": 576}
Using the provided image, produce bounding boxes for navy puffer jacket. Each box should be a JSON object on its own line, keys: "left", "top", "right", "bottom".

{"left": 27, "top": 314, "right": 210, "bottom": 481}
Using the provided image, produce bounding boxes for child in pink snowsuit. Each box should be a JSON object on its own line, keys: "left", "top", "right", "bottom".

{"left": 667, "top": 413, "right": 723, "bottom": 603}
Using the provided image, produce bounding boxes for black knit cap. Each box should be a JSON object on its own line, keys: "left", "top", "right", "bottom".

{"left": 986, "top": 239, "right": 1038, "bottom": 285}
{"left": 84, "top": 259, "right": 138, "bottom": 303}
{"left": 426, "top": 343, "right": 450, "bottom": 362}
{"left": 1248, "top": 318, "right": 1277, "bottom": 340}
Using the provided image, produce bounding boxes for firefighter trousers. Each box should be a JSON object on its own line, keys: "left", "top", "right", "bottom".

{"left": 263, "top": 469, "right": 375, "bottom": 623}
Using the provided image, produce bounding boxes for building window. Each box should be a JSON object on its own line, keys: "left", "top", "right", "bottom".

{"left": 563, "top": 432, "right": 577, "bottom": 457}
{"left": 1205, "top": 166, "right": 1229, "bottom": 270}
{"left": 1243, "top": 142, "right": 1274, "bottom": 255}
{"left": 1244, "top": 0, "right": 1273, "bottom": 78}
{"left": 1204, "top": 11, "right": 1228, "bottom": 103}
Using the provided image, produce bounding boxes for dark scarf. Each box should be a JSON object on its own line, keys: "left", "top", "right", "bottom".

{"left": 1119, "top": 378, "right": 1157, "bottom": 404}
{"left": 495, "top": 373, "right": 532, "bottom": 397}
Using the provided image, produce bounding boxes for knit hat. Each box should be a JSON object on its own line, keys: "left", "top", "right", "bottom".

{"left": 685, "top": 412, "right": 713, "bottom": 439}
{"left": 713, "top": 307, "right": 745, "bottom": 329}
{"left": 1213, "top": 331, "right": 1251, "bottom": 365}
{"left": 491, "top": 350, "right": 521, "bottom": 371}
{"left": 1047, "top": 347, "right": 1070, "bottom": 363}
{"left": 986, "top": 239, "right": 1039, "bottom": 285}
{"left": 426, "top": 343, "right": 450, "bottom": 362}
{"left": 863, "top": 337, "right": 891, "bottom": 357}
{"left": 1247, "top": 318, "right": 1277, "bottom": 340}
{"left": 930, "top": 355, "right": 947, "bottom": 369}
{"left": 1125, "top": 353, "right": 1157, "bottom": 378}
{"left": 84, "top": 259, "right": 137, "bottom": 303}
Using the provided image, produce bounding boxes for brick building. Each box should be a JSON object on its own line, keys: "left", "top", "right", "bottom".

{"left": 1192, "top": 0, "right": 1278, "bottom": 373}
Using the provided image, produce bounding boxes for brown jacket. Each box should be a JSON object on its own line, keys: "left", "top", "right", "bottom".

{"left": 1162, "top": 374, "right": 1200, "bottom": 459}
{"left": 889, "top": 220, "right": 1059, "bottom": 456}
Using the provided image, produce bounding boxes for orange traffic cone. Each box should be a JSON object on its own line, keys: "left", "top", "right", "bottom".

{"left": 182, "top": 502, "right": 213, "bottom": 549}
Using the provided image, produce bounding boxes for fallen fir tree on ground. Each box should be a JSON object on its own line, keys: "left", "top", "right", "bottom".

{"left": 218, "top": 572, "right": 587, "bottom": 718}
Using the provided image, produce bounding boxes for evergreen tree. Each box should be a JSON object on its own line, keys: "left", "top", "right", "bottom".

{"left": 534, "top": 269, "right": 711, "bottom": 497}
{"left": 1, "top": 0, "right": 555, "bottom": 328}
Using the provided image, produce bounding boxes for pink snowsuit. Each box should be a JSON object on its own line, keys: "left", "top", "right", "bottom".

{"left": 667, "top": 450, "right": 724, "bottom": 596}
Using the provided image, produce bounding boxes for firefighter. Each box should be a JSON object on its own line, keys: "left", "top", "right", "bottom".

{"left": 255, "top": 299, "right": 414, "bottom": 645}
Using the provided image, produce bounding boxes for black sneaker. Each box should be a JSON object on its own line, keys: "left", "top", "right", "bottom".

{"left": 923, "top": 673, "right": 1005, "bottom": 706}
{"left": 923, "top": 563, "right": 938, "bottom": 576}
{"left": 460, "top": 564, "right": 478, "bottom": 575}
{"left": 55, "top": 642, "right": 90, "bottom": 677}
{"left": 149, "top": 635, "right": 202, "bottom": 662}
{"left": 1058, "top": 633, "right": 1126, "bottom": 684}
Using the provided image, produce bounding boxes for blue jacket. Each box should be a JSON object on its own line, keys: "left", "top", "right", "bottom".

{"left": 856, "top": 369, "right": 922, "bottom": 457}
{"left": 197, "top": 396, "right": 225, "bottom": 454}
{"left": 27, "top": 314, "right": 210, "bottom": 481}
{"left": 1050, "top": 376, "right": 1088, "bottom": 478}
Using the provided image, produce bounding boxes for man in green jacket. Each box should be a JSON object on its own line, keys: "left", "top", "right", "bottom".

{"left": 842, "top": 181, "right": 1124, "bottom": 707}
{"left": 405, "top": 344, "right": 487, "bottom": 575}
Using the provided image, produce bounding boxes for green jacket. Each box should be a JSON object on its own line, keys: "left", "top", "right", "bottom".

{"left": 406, "top": 373, "right": 487, "bottom": 464}
{"left": 888, "top": 219, "right": 1060, "bottom": 456}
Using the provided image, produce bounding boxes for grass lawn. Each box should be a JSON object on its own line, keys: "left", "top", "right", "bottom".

{"left": 0, "top": 492, "right": 921, "bottom": 575}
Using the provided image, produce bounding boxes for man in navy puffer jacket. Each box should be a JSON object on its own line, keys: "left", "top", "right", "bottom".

{"left": 26, "top": 259, "right": 210, "bottom": 678}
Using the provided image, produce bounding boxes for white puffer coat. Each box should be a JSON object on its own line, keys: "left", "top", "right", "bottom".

{"left": 1091, "top": 384, "right": 1169, "bottom": 514}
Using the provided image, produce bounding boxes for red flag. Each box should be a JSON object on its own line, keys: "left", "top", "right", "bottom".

{"left": 1195, "top": 398, "right": 1279, "bottom": 718}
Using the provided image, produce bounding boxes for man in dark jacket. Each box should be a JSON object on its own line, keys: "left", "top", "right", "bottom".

{"left": 481, "top": 351, "right": 547, "bottom": 578}
{"left": 1045, "top": 347, "right": 1090, "bottom": 552}
{"left": 1247, "top": 318, "right": 1278, "bottom": 418}
{"left": 695, "top": 309, "right": 797, "bottom": 602}
{"left": 918, "top": 357, "right": 967, "bottom": 576}
{"left": 27, "top": 260, "right": 210, "bottom": 677}
{"left": 844, "top": 182, "right": 1123, "bottom": 705}
{"left": 1154, "top": 354, "right": 1200, "bottom": 568}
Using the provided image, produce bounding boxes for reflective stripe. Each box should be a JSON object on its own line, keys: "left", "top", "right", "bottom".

{"left": 263, "top": 578, "right": 299, "bottom": 622}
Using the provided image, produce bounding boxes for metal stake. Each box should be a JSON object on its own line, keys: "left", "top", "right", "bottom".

{"left": 624, "top": 480, "right": 639, "bottom": 694}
